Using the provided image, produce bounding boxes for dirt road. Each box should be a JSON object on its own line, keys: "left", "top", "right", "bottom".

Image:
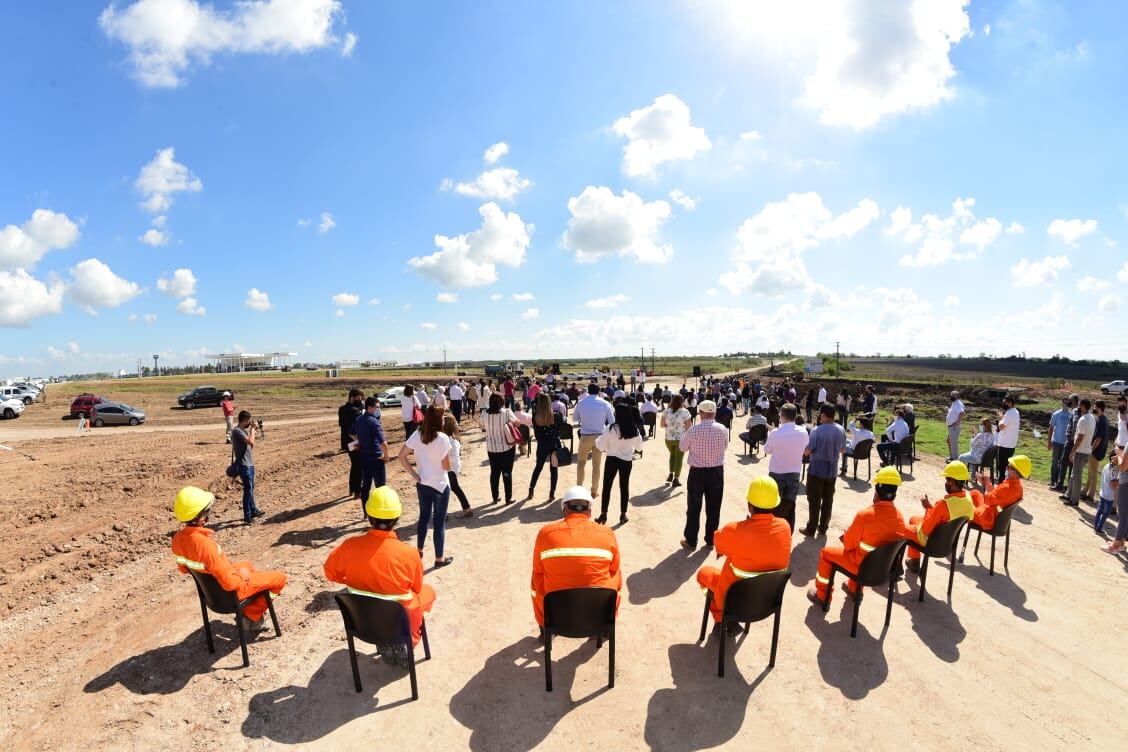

{"left": 1, "top": 405, "right": 1124, "bottom": 750}
{"left": 0, "top": 415, "right": 334, "bottom": 443}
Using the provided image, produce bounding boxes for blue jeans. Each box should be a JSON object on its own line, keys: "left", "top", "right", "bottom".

{"left": 359, "top": 454, "right": 386, "bottom": 512}
{"left": 1095, "top": 496, "right": 1115, "bottom": 531}
{"left": 238, "top": 465, "right": 258, "bottom": 521}
{"left": 1050, "top": 442, "right": 1067, "bottom": 486}
{"left": 417, "top": 484, "right": 451, "bottom": 558}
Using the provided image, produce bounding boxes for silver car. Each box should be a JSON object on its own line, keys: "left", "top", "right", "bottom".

{"left": 91, "top": 401, "right": 146, "bottom": 427}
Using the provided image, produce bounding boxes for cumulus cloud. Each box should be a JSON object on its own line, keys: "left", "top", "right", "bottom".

{"left": 1006, "top": 221, "right": 1025, "bottom": 234}
{"left": 421, "top": 322, "right": 437, "bottom": 330}
{"left": 156, "top": 267, "right": 196, "bottom": 298}
{"left": 140, "top": 226, "right": 169, "bottom": 246}
{"left": 407, "top": 202, "right": 533, "bottom": 288}
{"left": 436, "top": 292, "right": 458, "bottom": 303}
{"left": 136, "top": 147, "right": 202, "bottom": 213}
{"left": 0, "top": 209, "right": 81, "bottom": 270}
{"left": 959, "top": 217, "right": 1002, "bottom": 250}
{"left": 457, "top": 321, "right": 470, "bottom": 331}
{"left": 521, "top": 307, "right": 539, "bottom": 320}
{"left": 512, "top": 292, "right": 534, "bottom": 301}
{"left": 1077, "top": 276, "right": 1111, "bottom": 291}
{"left": 335, "top": 309, "right": 344, "bottom": 317}
{"left": 585, "top": 294, "right": 630, "bottom": 309}
{"left": 447, "top": 167, "right": 531, "bottom": 202}
{"left": 611, "top": 94, "right": 711, "bottom": 177}
{"left": 891, "top": 197, "right": 1006, "bottom": 267}
{"left": 669, "top": 188, "right": 698, "bottom": 211}
{"left": 128, "top": 312, "right": 158, "bottom": 323}
{"left": 944, "top": 295, "right": 960, "bottom": 307}
{"left": 483, "top": 142, "right": 509, "bottom": 164}
{"left": 244, "top": 288, "right": 272, "bottom": 311}
{"left": 1098, "top": 294, "right": 1121, "bottom": 313}
{"left": 332, "top": 292, "right": 359, "bottom": 307}
{"left": 176, "top": 297, "right": 206, "bottom": 316}
{"left": 99, "top": 0, "right": 347, "bottom": 88}
{"left": 367, "top": 297, "right": 380, "bottom": 305}
{"left": 341, "top": 31, "right": 357, "bottom": 57}
{"left": 489, "top": 293, "right": 503, "bottom": 301}
{"left": 1011, "top": 255, "right": 1071, "bottom": 287}
{"left": 68, "top": 258, "right": 141, "bottom": 314}
{"left": 562, "top": 186, "right": 673, "bottom": 264}
{"left": 1047, "top": 218, "right": 1097, "bottom": 246}
{"left": 318, "top": 211, "right": 336, "bottom": 233}
{"left": 739, "top": 130, "right": 762, "bottom": 141}
{"left": 0, "top": 269, "right": 65, "bottom": 326}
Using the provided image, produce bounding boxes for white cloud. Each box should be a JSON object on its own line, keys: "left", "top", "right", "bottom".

{"left": 669, "top": 188, "right": 698, "bottom": 211}
{"left": 341, "top": 31, "right": 357, "bottom": 57}
{"left": 512, "top": 292, "right": 534, "bottom": 301}
{"left": 47, "top": 346, "right": 65, "bottom": 361}
{"left": 983, "top": 23, "right": 991, "bottom": 36}
{"left": 1047, "top": 218, "right": 1097, "bottom": 246}
{"left": 959, "top": 217, "right": 1002, "bottom": 251}
{"left": 448, "top": 167, "right": 531, "bottom": 202}
{"left": 99, "top": 0, "right": 347, "bottom": 88}
{"left": 562, "top": 186, "right": 673, "bottom": 264}
{"left": 1005, "top": 221, "right": 1025, "bottom": 234}
{"left": 0, "top": 209, "right": 81, "bottom": 270}
{"left": 318, "top": 212, "right": 336, "bottom": 233}
{"left": 367, "top": 297, "right": 380, "bottom": 305}
{"left": 176, "top": 296, "right": 206, "bottom": 316}
{"left": 521, "top": 307, "right": 539, "bottom": 320}
{"left": 332, "top": 292, "right": 359, "bottom": 307}
{"left": 892, "top": 196, "right": 1003, "bottom": 266}
{"left": 585, "top": 294, "right": 630, "bottom": 309}
{"left": 297, "top": 218, "right": 311, "bottom": 227}
{"left": 1098, "top": 294, "right": 1121, "bottom": 313}
{"left": 335, "top": 308, "right": 345, "bottom": 318}
{"left": 457, "top": 321, "right": 470, "bottom": 331}
{"left": 944, "top": 295, "right": 960, "bottom": 307}
{"left": 611, "top": 94, "right": 711, "bottom": 177}
{"left": 489, "top": 293, "right": 503, "bottom": 301}
{"left": 483, "top": 142, "right": 509, "bottom": 164}
{"left": 68, "top": 258, "right": 141, "bottom": 313}
{"left": 436, "top": 292, "right": 458, "bottom": 303}
{"left": 739, "top": 130, "right": 762, "bottom": 141}
{"left": 0, "top": 269, "right": 64, "bottom": 326}
{"left": 244, "top": 288, "right": 272, "bottom": 311}
{"left": 407, "top": 202, "right": 533, "bottom": 288}
{"left": 68, "top": 341, "right": 81, "bottom": 353}
{"left": 156, "top": 267, "right": 196, "bottom": 298}
{"left": 139, "top": 226, "right": 169, "bottom": 246}
{"left": 421, "top": 322, "right": 437, "bottom": 330}
{"left": 1077, "top": 275, "right": 1112, "bottom": 291}
{"left": 136, "top": 147, "right": 202, "bottom": 213}
{"left": 1011, "top": 255, "right": 1071, "bottom": 287}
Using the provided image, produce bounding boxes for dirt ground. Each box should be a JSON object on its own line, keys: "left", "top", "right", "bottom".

{"left": 1, "top": 386, "right": 1126, "bottom": 751}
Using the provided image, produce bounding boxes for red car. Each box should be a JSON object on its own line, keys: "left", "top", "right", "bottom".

{"left": 70, "top": 393, "right": 104, "bottom": 418}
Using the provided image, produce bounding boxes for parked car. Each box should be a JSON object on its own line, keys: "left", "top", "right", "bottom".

{"left": 0, "top": 397, "right": 24, "bottom": 419}
{"left": 377, "top": 387, "right": 405, "bottom": 407}
{"left": 1100, "top": 380, "right": 1128, "bottom": 395}
{"left": 0, "top": 386, "right": 36, "bottom": 405}
{"left": 176, "top": 386, "right": 232, "bottom": 409}
{"left": 91, "top": 402, "right": 146, "bottom": 427}
{"left": 70, "top": 393, "right": 105, "bottom": 417}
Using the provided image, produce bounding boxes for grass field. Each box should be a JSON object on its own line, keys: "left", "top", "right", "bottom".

{"left": 848, "top": 357, "right": 1123, "bottom": 389}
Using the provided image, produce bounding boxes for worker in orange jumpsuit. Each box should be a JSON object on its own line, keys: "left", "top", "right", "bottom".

{"left": 807, "top": 466, "right": 907, "bottom": 606}
{"left": 970, "top": 454, "right": 1029, "bottom": 530}
{"left": 171, "top": 486, "right": 287, "bottom": 629}
{"left": 696, "top": 476, "right": 791, "bottom": 636}
{"left": 904, "top": 461, "right": 976, "bottom": 571}
{"left": 324, "top": 486, "right": 435, "bottom": 647}
{"left": 531, "top": 485, "right": 621, "bottom": 628}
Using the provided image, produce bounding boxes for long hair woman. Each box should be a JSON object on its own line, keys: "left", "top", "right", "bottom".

{"left": 661, "top": 394, "right": 692, "bottom": 487}
{"left": 479, "top": 392, "right": 519, "bottom": 504}
{"left": 595, "top": 402, "right": 644, "bottom": 525}
{"left": 396, "top": 405, "right": 454, "bottom": 566}
{"left": 400, "top": 384, "right": 422, "bottom": 439}
{"left": 443, "top": 414, "right": 473, "bottom": 518}
{"left": 525, "top": 392, "right": 561, "bottom": 502}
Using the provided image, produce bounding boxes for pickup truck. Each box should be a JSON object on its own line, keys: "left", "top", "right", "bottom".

{"left": 177, "top": 386, "right": 233, "bottom": 410}
{"left": 1100, "top": 380, "right": 1128, "bottom": 395}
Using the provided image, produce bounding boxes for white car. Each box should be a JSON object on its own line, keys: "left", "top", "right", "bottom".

{"left": 0, "top": 397, "right": 24, "bottom": 419}
{"left": 377, "top": 387, "right": 405, "bottom": 407}
{"left": 1101, "top": 380, "right": 1128, "bottom": 395}
{"left": 0, "top": 387, "right": 36, "bottom": 405}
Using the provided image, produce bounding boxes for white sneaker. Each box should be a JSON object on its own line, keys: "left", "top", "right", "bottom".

{"left": 248, "top": 617, "right": 270, "bottom": 633}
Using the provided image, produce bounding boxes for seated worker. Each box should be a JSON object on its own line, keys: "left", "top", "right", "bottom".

{"left": 904, "top": 461, "right": 975, "bottom": 571}
{"left": 840, "top": 416, "right": 875, "bottom": 475}
{"left": 971, "top": 454, "right": 1028, "bottom": 530}
{"left": 876, "top": 408, "right": 910, "bottom": 465}
{"left": 324, "top": 486, "right": 436, "bottom": 666}
{"left": 639, "top": 395, "right": 659, "bottom": 438}
{"left": 807, "top": 467, "right": 906, "bottom": 606}
{"left": 739, "top": 407, "right": 770, "bottom": 451}
{"left": 531, "top": 486, "right": 621, "bottom": 629}
{"left": 171, "top": 486, "right": 287, "bottom": 631}
{"left": 696, "top": 477, "right": 792, "bottom": 636}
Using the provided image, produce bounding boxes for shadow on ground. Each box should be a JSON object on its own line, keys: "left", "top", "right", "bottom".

{"left": 626, "top": 548, "right": 710, "bottom": 605}
{"left": 803, "top": 598, "right": 889, "bottom": 699}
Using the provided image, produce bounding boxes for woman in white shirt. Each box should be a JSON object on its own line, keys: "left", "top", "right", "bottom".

{"left": 443, "top": 414, "right": 473, "bottom": 518}
{"left": 397, "top": 405, "right": 454, "bottom": 567}
{"left": 400, "top": 384, "right": 422, "bottom": 439}
{"left": 661, "top": 394, "right": 693, "bottom": 487}
{"left": 595, "top": 402, "right": 645, "bottom": 525}
{"left": 479, "top": 392, "right": 520, "bottom": 504}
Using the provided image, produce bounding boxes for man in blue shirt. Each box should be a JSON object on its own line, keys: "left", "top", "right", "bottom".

{"left": 802, "top": 404, "right": 847, "bottom": 537}
{"left": 573, "top": 384, "right": 614, "bottom": 496}
{"left": 1048, "top": 398, "right": 1071, "bottom": 489}
{"left": 351, "top": 396, "right": 390, "bottom": 515}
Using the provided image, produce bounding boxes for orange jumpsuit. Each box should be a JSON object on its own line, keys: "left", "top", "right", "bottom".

{"left": 696, "top": 513, "right": 791, "bottom": 622}
{"left": 172, "top": 525, "right": 287, "bottom": 622}
{"left": 970, "top": 477, "right": 1023, "bottom": 530}
{"left": 815, "top": 500, "right": 905, "bottom": 602}
{"left": 323, "top": 529, "right": 436, "bottom": 646}
{"left": 906, "top": 490, "right": 975, "bottom": 560}
{"left": 531, "top": 512, "right": 621, "bottom": 627}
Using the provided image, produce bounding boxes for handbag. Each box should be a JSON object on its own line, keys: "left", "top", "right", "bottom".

{"left": 505, "top": 422, "right": 522, "bottom": 446}
{"left": 550, "top": 444, "right": 572, "bottom": 467}
{"left": 412, "top": 404, "right": 424, "bottom": 425}
{"left": 225, "top": 447, "right": 239, "bottom": 478}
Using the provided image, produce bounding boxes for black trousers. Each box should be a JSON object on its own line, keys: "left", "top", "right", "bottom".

{"left": 995, "top": 446, "right": 1016, "bottom": 483}
{"left": 684, "top": 466, "right": 724, "bottom": 547}
{"left": 529, "top": 441, "right": 559, "bottom": 498}
{"left": 348, "top": 450, "right": 362, "bottom": 497}
{"left": 601, "top": 456, "right": 634, "bottom": 518}
{"left": 488, "top": 448, "right": 516, "bottom": 502}
{"left": 805, "top": 474, "right": 837, "bottom": 534}
{"left": 448, "top": 470, "right": 470, "bottom": 510}
{"left": 451, "top": 399, "right": 463, "bottom": 423}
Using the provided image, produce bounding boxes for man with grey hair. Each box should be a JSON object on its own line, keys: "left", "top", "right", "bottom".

{"left": 946, "top": 391, "right": 965, "bottom": 461}
{"left": 679, "top": 400, "right": 729, "bottom": 550}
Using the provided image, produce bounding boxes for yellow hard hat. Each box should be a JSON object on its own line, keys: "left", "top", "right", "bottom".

{"left": 1008, "top": 454, "right": 1032, "bottom": 479}
{"left": 174, "top": 486, "right": 215, "bottom": 522}
{"left": 873, "top": 466, "right": 903, "bottom": 487}
{"left": 942, "top": 460, "right": 970, "bottom": 482}
{"left": 365, "top": 486, "right": 403, "bottom": 520}
{"left": 745, "top": 476, "right": 780, "bottom": 510}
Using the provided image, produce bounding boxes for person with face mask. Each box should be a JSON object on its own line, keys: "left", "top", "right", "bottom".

{"left": 904, "top": 461, "right": 975, "bottom": 573}
{"left": 1047, "top": 397, "right": 1072, "bottom": 490}
{"left": 352, "top": 397, "right": 390, "bottom": 516}
{"left": 995, "top": 395, "right": 1021, "bottom": 483}
{"left": 339, "top": 388, "right": 366, "bottom": 501}
{"left": 946, "top": 391, "right": 965, "bottom": 461}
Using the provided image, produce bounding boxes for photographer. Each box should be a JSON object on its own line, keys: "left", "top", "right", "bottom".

{"left": 231, "top": 410, "right": 264, "bottom": 524}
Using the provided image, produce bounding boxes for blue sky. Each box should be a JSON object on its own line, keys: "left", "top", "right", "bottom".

{"left": 1, "top": 0, "right": 1125, "bottom": 377}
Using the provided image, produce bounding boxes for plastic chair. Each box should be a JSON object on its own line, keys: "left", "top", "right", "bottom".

{"left": 844, "top": 438, "right": 874, "bottom": 480}
{"left": 967, "top": 445, "right": 998, "bottom": 485}
{"left": 543, "top": 587, "right": 617, "bottom": 692}
{"left": 743, "top": 424, "right": 768, "bottom": 456}
{"left": 334, "top": 592, "right": 431, "bottom": 699}
{"left": 188, "top": 569, "right": 280, "bottom": 668}
{"left": 696, "top": 570, "right": 790, "bottom": 677}
{"left": 821, "top": 539, "right": 909, "bottom": 638}
{"left": 643, "top": 412, "right": 657, "bottom": 438}
{"left": 894, "top": 435, "right": 914, "bottom": 474}
{"left": 905, "top": 516, "right": 969, "bottom": 602}
{"left": 958, "top": 499, "right": 1021, "bottom": 576}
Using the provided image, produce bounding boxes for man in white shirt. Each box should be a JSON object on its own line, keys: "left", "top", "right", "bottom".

{"left": 1116, "top": 394, "right": 1128, "bottom": 449}
{"left": 841, "top": 417, "right": 876, "bottom": 476}
{"left": 431, "top": 386, "right": 447, "bottom": 409}
{"left": 946, "top": 390, "right": 966, "bottom": 461}
{"left": 876, "top": 409, "right": 910, "bottom": 465}
{"left": 448, "top": 381, "right": 464, "bottom": 423}
{"left": 763, "top": 403, "right": 808, "bottom": 530}
{"left": 817, "top": 385, "right": 827, "bottom": 405}
{"left": 639, "top": 396, "right": 659, "bottom": 438}
{"left": 1063, "top": 398, "right": 1094, "bottom": 506}
{"left": 996, "top": 395, "right": 1021, "bottom": 483}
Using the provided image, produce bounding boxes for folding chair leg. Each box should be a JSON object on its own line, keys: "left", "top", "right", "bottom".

{"left": 1004, "top": 530, "right": 1011, "bottom": 570}
{"left": 346, "top": 632, "right": 362, "bottom": 693}
{"left": 717, "top": 620, "right": 726, "bottom": 677}
{"left": 822, "top": 572, "right": 835, "bottom": 613}
{"left": 199, "top": 599, "right": 215, "bottom": 654}
{"left": 698, "top": 595, "right": 712, "bottom": 643}
{"left": 989, "top": 535, "right": 996, "bottom": 576}
{"left": 884, "top": 581, "right": 895, "bottom": 629}
{"left": 235, "top": 614, "right": 250, "bottom": 668}
{"left": 769, "top": 609, "right": 781, "bottom": 668}
{"left": 947, "top": 553, "right": 957, "bottom": 600}
{"left": 407, "top": 643, "right": 419, "bottom": 701}
{"left": 544, "top": 632, "right": 553, "bottom": 692}
{"left": 608, "top": 623, "right": 616, "bottom": 689}
{"left": 421, "top": 618, "right": 431, "bottom": 660}
{"left": 266, "top": 594, "right": 281, "bottom": 636}
{"left": 975, "top": 530, "right": 982, "bottom": 557}
{"left": 918, "top": 555, "right": 929, "bottom": 603}
{"left": 850, "top": 595, "right": 861, "bottom": 638}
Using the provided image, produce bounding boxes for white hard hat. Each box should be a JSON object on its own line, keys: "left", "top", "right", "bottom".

{"left": 561, "top": 485, "right": 593, "bottom": 509}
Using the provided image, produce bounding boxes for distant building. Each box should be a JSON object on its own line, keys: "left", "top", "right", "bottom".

{"left": 206, "top": 352, "right": 297, "bottom": 373}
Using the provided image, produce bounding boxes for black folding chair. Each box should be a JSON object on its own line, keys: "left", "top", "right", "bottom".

{"left": 188, "top": 569, "right": 280, "bottom": 668}
{"left": 643, "top": 411, "right": 657, "bottom": 438}
{"left": 905, "top": 516, "right": 969, "bottom": 602}
{"left": 894, "top": 435, "right": 914, "bottom": 474}
{"left": 543, "top": 587, "right": 617, "bottom": 692}
{"left": 958, "top": 499, "right": 1021, "bottom": 576}
{"left": 821, "top": 539, "right": 909, "bottom": 638}
{"left": 696, "top": 570, "right": 790, "bottom": 677}
{"left": 334, "top": 592, "right": 431, "bottom": 699}
{"left": 967, "top": 445, "right": 998, "bottom": 486}
{"left": 844, "top": 438, "right": 874, "bottom": 480}
{"left": 743, "top": 424, "right": 768, "bottom": 456}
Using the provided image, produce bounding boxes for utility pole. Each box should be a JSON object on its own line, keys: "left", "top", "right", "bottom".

{"left": 650, "top": 348, "right": 656, "bottom": 374}
{"left": 442, "top": 347, "right": 447, "bottom": 373}
{"left": 835, "top": 341, "right": 840, "bottom": 379}
{"left": 641, "top": 346, "right": 645, "bottom": 373}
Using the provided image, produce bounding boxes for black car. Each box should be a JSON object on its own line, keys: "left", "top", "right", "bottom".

{"left": 177, "top": 386, "right": 232, "bottom": 409}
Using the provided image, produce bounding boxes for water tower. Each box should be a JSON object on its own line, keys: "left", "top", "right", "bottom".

{"left": 152, "top": 354, "right": 160, "bottom": 377}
